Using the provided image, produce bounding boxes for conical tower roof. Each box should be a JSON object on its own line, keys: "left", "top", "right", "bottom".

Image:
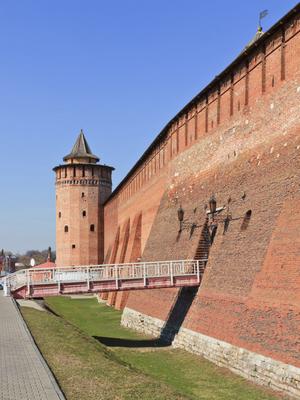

{"left": 63, "top": 130, "right": 100, "bottom": 163}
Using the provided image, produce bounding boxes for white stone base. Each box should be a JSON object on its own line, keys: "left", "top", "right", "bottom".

{"left": 121, "top": 307, "right": 300, "bottom": 399}
{"left": 121, "top": 307, "right": 165, "bottom": 337}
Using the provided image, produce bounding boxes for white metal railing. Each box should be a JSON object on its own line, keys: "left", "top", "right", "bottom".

{"left": 2, "top": 259, "right": 207, "bottom": 296}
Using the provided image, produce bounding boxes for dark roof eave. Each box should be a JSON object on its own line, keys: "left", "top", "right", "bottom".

{"left": 53, "top": 163, "right": 115, "bottom": 172}
{"left": 104, "top": 3, "right": 300, "bottom": 205}
{"left": 63, "top": 154, "right": 100, "bottom": 163}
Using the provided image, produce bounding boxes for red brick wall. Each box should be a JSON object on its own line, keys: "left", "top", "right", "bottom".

{"left": 104, "top": 166, "right": 170, "bottom": 263}
{"left": 104, "top": 167, "right": 169, "bottom": 307}
{"left": 104, "top": 9, "right": 300, "bottom": 366}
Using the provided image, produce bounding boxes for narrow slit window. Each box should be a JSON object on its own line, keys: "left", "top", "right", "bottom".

{"left": 82, "top": 211, "right": 86, "bottom": 217}
{"left": 58, "top": 212, "right": 61, "bottom": 218}
{"left": 72, "top": 244, "right": 76, "bottom": 249}
{"left": 64, "top": 225, "right": 69, "bottom": 233}
{"left": 90, "top": 224, "right": 95, "bottom": 232}
{"left": 241, "top": 210, "right": 252, "bottom": 231}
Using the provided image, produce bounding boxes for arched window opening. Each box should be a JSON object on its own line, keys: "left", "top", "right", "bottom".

{"left": 90, "top": 224, "right": 95, "bottom": 232}
{"left": 58, "top": 212, "right": 61, "bottom": 218}
{"left": 72, "top": 244, "right": 76, "bottom": 249}
{"left": 82, "top": 211, "right": 86, "bottom": 217}
{"left": 81, "top": 192, "right": 85, "bottom": 198}
{"left": 241, "top": 210, "right": 252, "bottom": 231}
{"left": 64, "top": 225, "right": 69, "bottom": 233}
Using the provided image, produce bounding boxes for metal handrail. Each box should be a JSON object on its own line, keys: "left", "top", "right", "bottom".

{"left": 3, "top": 259, "right": 208, "bottom": 296}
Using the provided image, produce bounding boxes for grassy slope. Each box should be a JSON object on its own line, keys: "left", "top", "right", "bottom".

{"left": 21, "top": 307, "right": 187, "bottom": 400}
{"left": 43, "top": 297, "right": 286, "bottom": 400}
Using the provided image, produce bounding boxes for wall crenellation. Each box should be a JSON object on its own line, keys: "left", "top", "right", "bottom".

{"left": 112, "top": 10, "right": 300, "bottom": 205}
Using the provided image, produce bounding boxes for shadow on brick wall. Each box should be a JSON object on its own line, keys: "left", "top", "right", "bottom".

{"left": 159, "top": 286, "right": 198, "bottom": 344}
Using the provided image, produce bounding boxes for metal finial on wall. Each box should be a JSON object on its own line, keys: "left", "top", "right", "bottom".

{"left": 259, "top": 9, "right": 268, "bottom": 30}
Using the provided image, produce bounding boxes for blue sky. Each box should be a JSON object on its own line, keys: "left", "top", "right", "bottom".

{"left": 0, "top": 0, "right": 297, "bottom": 253}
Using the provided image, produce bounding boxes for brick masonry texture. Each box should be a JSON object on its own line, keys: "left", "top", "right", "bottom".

{"left": 55, "top": 6, "right": 300, "bottom": 397}
{"left": 54, "top": 163, "right": 112, "bottom": 267}
{"left": 122, "top": 307, "right": 300, "bottom": 398}
{"left": 103, "top": 8, "right": 300, "bottom": 395}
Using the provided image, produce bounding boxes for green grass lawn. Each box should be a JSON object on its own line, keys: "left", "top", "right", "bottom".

{"left": 21, "top": 306, "right": 186, "bottom": 400}
{"left": 37, "top": 296, "right": 287, "bottom": 400}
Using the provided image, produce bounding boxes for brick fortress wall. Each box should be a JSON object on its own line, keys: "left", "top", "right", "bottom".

{"left": 103, "top": 6, "right": 300, "bottom": 396}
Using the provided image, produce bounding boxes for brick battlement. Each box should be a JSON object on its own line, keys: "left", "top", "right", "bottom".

{"left": 106, "top": 4, "right": 300, "bottom": 206}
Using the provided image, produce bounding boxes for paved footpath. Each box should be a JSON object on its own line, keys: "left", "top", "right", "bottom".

{"left": 0, "top": 292, "right": 65, "bottom": 400}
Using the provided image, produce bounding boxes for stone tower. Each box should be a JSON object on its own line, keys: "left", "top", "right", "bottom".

{"left": 53, "top": 130, "right": 114, "bottom": 267}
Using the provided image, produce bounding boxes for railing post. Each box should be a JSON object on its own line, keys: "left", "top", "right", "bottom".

{"left": 115, "top": 265, "right": 119, "bottom": 289}
{"left": 170, "top": 261, "right": 174, "bottom": 286}
{"left": 3, "top": 278, "right": 9, "bottom": 296}
{"left": 197, "top": 260, "right": 200, "bottom": 283}
{"left": 143, "top": 263, "right": 147, "bottom": 287}
{"left": 57, "top": 273, "right": 61, "bottom": 294}
{"left": 87, "top": 267, "right": 90, "bottom": 291}
{"left": 27, "top": 270, "right": 30, "bottom": 297}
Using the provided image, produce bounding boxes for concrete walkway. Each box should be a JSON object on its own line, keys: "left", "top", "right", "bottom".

{"left": 0, "top": 292, "right": 65, "bottom": 400}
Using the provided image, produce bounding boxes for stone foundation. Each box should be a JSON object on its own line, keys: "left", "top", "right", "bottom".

{"left": 121, "top": 307, "right": 300, "bottom": 399}
{"left": 121, "top": 307, "right": 165, "bottom": 337}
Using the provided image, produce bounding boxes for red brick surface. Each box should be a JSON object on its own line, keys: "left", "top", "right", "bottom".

{"left": 54, "top": 162, "right": 113, "bottom": 267}
{"left": 102, "top": 9, "right": 300, "bottom": 368}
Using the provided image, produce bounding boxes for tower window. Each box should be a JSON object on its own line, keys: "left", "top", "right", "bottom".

{"left": 82, "top": 210, "right": 86, "bottom": 217}
{"left": 90, "top": 224, "right": 95, "bottom": 232}
{"left": 81, "top": 192, "right": 85, "bottom": 198}
{"left": 58, "top": 212, "right": 61, "bottom": 218}
{"left": 72, "top": 244, "right": 76, "bottom": 249}
{"left": 64, "top": 225, "right": 69, "bottom": 233}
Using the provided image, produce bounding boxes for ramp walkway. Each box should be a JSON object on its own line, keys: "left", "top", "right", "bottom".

{"left": 0, "top": 292, "right": 64, "bottom": 400}
{"left": 3, "top": 259, "right": 206, "bottom": 299}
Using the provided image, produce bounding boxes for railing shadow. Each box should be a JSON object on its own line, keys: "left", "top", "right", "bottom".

{"left": 93, "top": 336, "right": 168, "bottom": 348}
{"left": 94, "top": 286, "right": 199, "bottom": 349}
{"left": 158, "top": 286, "right": 199, "bottom": 345}
{"left": 92, "top": 287, "right": 198, "bottom": 349}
